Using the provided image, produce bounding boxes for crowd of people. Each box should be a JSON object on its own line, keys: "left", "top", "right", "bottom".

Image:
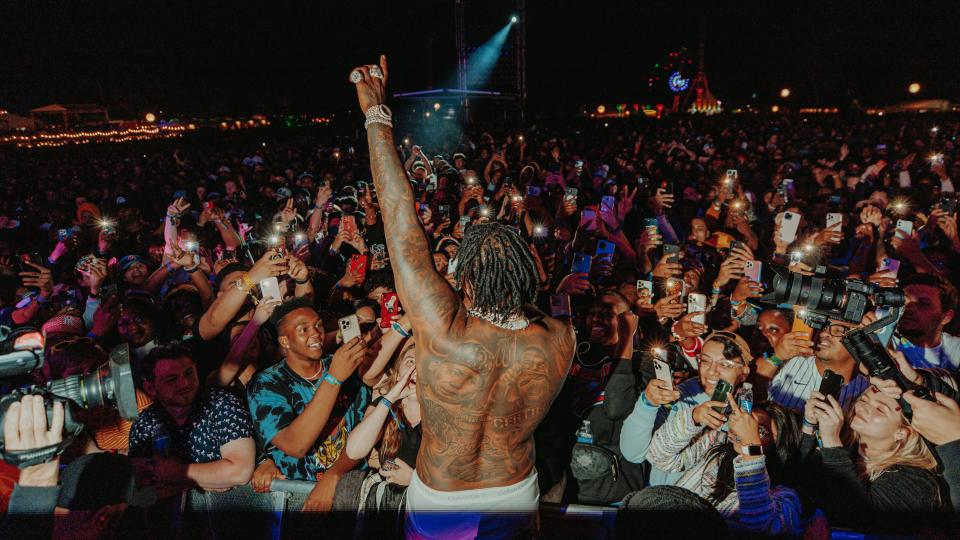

{"left": 0, "top": 84, "right": 959, "bottom": 537}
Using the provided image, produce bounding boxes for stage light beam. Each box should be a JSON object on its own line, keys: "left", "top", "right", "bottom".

{"left": 510, "top": 15, "right": 518, "bottom": 23}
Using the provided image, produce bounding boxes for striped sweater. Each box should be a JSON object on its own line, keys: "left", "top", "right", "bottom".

{"left": 647, "top": 407, "right": 802, "bottom": 536}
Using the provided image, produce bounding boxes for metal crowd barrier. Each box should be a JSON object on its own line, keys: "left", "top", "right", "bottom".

{"left": 174, "top": 481, "right": 913, "bottom": 539}
{"left": 172, "top": 479, "right": 619, "bottom": 539}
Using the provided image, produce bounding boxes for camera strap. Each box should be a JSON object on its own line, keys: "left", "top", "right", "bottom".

{"left": 1, "top": 436, "right": 76, "bottom": 469}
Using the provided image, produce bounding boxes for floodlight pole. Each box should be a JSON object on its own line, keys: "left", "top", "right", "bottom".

{"left": 517, "top": 0, "right": 527, "bottom": 126}
{"left": 455, "top": 0, "right": 469, "bottom": 122}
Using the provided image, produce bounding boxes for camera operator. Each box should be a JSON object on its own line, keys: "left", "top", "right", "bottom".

{"left": 0, "top": 396, "right": 64, "bottom": 539}
{"left": 760, "top": 318, "right": 869, "bottom": 413}
{"left": 128, "top": 343, "right": 256, "bottom": 493}
{"left": 1, "top": 395, "right": 152, "bottom": 540}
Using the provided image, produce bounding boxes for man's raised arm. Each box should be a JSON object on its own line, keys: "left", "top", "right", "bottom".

{"left": 351, "top": 56, "right": 461, "bottom": 334}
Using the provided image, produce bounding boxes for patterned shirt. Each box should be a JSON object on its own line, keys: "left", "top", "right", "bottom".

{"left": 246, "top": 357, "right": 372, "bottom": 481}
{"left": 767, "top": 356, "right": 869, "bottom": 413}
{"left": 128, "top": 387, "right": 254, "bottom": 462}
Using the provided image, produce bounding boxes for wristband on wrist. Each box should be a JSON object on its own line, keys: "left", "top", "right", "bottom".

{"left": 730, "top": 299, "right": 742, "bottom": 306}
{"left": 766, "top": 354, "right": 784, "bottom": 368}
{"left": 378, "top": 396, "right": 394, "bottom": 409}
{"left": 392, "top": 321, "right": 412, "bottom": 338}
{"left": 322, "top": 373, "right": 342, "bottom": 388}
{"left": 639, "top": 392, "right": 656, "bottom": 408}
{"left": 802, "top": 417, "right": 818, "bottom": 429}
{"left": 294, "top": 277, "right": 310, "bottom": 285}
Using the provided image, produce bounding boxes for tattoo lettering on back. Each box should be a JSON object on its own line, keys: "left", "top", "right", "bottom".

{"left": 364, "top": 122, "right": 575, "bottom": 490}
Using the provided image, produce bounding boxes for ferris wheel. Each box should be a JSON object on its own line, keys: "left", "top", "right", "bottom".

{"left": 647, "top": 47, "right": 694, "bottom": 96}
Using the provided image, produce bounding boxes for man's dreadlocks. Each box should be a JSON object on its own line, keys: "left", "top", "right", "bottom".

{"left": 455, "top": 222, "right": 538, "bottom": 323}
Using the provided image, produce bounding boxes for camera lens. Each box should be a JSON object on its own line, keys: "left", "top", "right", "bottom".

{"left": 44, "top": 346, "right": 139, "bottom": 421}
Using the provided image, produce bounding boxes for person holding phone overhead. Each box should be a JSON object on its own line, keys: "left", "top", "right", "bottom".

{"left": 246, "top": 297, "right": 372, "bottom": 511}
{"left": 350, "top": 56, "right": 574, "bottom": 539}
{"left": 642, "top": 333, "right": 805, "bottom": 536}
{"left": 759, "top": 312, "right": 869, "bottom": 413}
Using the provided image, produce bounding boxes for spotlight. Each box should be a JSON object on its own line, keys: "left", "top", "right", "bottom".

{"left": 908, "top": 82, "right": 921, "bottom": 94}
{"left": 931, "top": 126, "right": 939, "bottom": 134}
{"left": 771, "top": 105, "right": 780, "bottom": 113}
{"left": 510, "top": 15, "right": 518, "bottom": 23}
{"left": 144, "top": 113, "right": 156, "bottom": 122}
{"left": 433, "top": 102, "right": 441, "bottom": 111}
{"left": 779, "top": 88, "right": 791, "bottom": 99}
{"left": 268, "top": 236, "right": 280, "bottom": 246}
{"left": 425, "top": 112, "right": 431, "bottom": 118}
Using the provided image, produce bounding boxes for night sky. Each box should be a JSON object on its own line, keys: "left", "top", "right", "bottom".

{"left": 1, "top": 1, "right": 957, "bottom": 117}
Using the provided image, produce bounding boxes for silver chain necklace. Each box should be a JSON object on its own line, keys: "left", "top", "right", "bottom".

{"left": 467, "top": 308, "right": 530, "bottom": 331}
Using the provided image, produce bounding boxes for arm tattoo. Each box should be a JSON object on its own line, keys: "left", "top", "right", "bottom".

{"left": 365, "top": 125, "right": 462, "bottom": 340}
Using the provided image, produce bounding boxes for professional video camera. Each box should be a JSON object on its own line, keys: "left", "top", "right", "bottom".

{"left": 0, "top": 328, "right": 139, "bottom": 467}
{"left": 753, "top": 264, "right": 934, "bottom": 416}
{"left": 753, "top": 263, "right": 903, "bottom": 328}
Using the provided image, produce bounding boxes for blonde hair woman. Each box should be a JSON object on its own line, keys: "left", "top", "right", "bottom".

{"left": 801, "top": 374, "right": 942, "bottom": 531}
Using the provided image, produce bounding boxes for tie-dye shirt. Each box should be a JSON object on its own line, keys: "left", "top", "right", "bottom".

{"left": 246, "top": 357, "right": 372, "bottom": 481}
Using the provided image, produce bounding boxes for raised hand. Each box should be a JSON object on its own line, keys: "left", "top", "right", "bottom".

{"left": 20, "top": 262, "right": 53, "bottom": 299}
{"left": 329, "top": 336, "right": 367, "bottom": 382}
{"left": 349, "top": 55, "right": 389, "bottom": 114}
{"left": 773, "top": 331, "right": 815, "bottom": 360}
{"left": 252, "top": 298, "right": 283, "bottom": 324}
{"left": 167, "top": 197, "right": 190, "bottom": 218}
{"left": 280, "top": 198, "right": 298, "bottom": 225}
{"left": 248, "top": 249, "right": 290, "bottom": 283}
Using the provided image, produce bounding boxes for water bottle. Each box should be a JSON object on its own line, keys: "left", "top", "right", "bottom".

{"left": 575, "top": 420, "right": 594, "bottom": 444}
{"left": 153, "top": 425, "right": 171, "bottom": 458}
{"left": 737, "top": 383, "right": 754, "bottom": 415}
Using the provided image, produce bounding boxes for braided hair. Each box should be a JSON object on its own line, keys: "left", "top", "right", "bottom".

{"left": 455, "top": 222, "right": 537, "bottom": 324}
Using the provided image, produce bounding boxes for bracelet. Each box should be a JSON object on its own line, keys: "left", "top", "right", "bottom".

{"left": 185, "top": 265, "right": 199, "bottom": 273}
{"left": 729, "top": 299, "right": 742, "bottom": 306}
{"left": 378, "top": 396, "right": 394, "bottom": 410}
{"left": 322, "top": 373, "right": 343, "bottom": 388}
{"left": 639, "top": 392, "right": 657, "bottom": 409}
{"left": 392, "top": 321, "right": 412, "bottom": 338}
{"left": 711, "top": 287, "right": 721, "bottom": 295}
{"left": 802, "top": 417, "right": 818, "bottom": 429}
{"left": 766, "top": 354, "right": 784, "bottom": 368}
{"left": 240, "top": 273, "right": 256, "bottom": 292}
{"left": 294, "top": 277, "right": 310, "bottom": 285}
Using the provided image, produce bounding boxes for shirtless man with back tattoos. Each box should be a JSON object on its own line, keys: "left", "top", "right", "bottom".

{"left": 350, "top": 56, "right": 575, "bottom": 539}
